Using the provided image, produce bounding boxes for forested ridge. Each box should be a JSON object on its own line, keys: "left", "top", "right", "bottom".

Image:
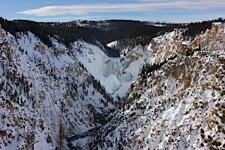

{"left": 0, "top": 17, "right": 223, "bottom": 53}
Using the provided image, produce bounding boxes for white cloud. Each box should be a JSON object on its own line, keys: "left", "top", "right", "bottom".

{"left": 18, "top": 0, "right": 225, "bottom": 17}
{"left": 40, "top": 15, "right": 107, "bottom": 22}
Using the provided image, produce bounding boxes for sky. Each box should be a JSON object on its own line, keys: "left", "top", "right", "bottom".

{"left": 0, "top": 0, "right": 224, "bottom": 23}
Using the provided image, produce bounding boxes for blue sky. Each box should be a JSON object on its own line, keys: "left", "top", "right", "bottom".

{"left": 0, "top": 0, "right": 224, "bottom": 23}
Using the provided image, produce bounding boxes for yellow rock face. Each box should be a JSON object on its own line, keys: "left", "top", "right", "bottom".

{"left": 34, "top": 42, "right": 46, "bottom": 55}
{"left": 212, "top": 23, "right": 221, "bottom": 37}
{"left": 0, "top": 27, "right": 4, "bottom": 38}
{"left": 191, "top": 23, "right": 225, "bottom": 51}
{"left": 192, "top": 35, "right": 200, "bottom": 49}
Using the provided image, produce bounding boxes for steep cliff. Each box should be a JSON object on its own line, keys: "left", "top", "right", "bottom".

{"left": 87, "top": 22, "right": 225, "bottom": 150}
{"left": 0, "top": 26, "right": 115, "bottom": 149}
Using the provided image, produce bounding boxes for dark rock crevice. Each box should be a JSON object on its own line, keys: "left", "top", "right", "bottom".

{"left": 67, "top": 110, "right": 117, "bottom": 149}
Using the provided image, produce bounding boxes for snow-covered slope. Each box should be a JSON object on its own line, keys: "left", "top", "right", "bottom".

{"left": 87, "top": 22, "right": 225, "bottom": 150}
{"left": 74, "top": 41, "right": 149, "bottom": 99}
{"left": 0, "top": 26, "right": 115, "bottom": 149}
{"left": 1, "top": 21, "right": 225, "bottom": 150}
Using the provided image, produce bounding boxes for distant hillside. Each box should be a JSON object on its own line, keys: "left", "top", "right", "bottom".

{"left": 0, "top": 18, "right": 173, "bottom": 48}
{"left": 1, "top": 17, "right": 223, "bottom": 57}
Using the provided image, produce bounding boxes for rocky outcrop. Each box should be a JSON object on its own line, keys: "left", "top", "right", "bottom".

{"left": 193, "top": 22, "right": 225, "bottom": 50}
{"left": 148, "top": 29, "right": 187, "bottom": 65}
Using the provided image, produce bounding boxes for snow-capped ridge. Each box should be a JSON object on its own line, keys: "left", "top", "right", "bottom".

{"left": 107, "top": 40, "right": 118, "bottom": 48}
